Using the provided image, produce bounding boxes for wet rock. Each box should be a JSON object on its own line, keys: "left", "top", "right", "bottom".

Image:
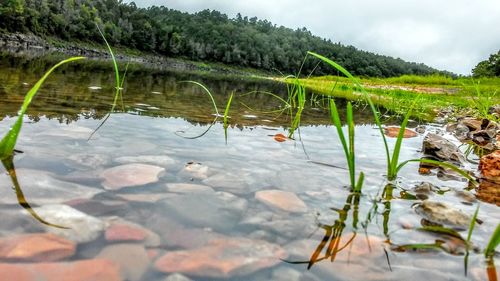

{"left": 0, "top": 169, "right": 102, "bottom": 205}
{"left": 64, "top": 198, "right": 128, "bottom": 217}
{"left": 454, "top": 190, "right": 477, "bottom": 203}
{"left": 101, "top": 163, "right": 165, "bottom": 190}
{"left": 166, "top": 183, "right": 214, "bottom": 194}
{"left": 164, "top": 273, "right": 194, "bottom": 281}
{"left": 384, "top": 127, "right": 418, "bottom": 138}
{"left": 0, "top": 259, "right": 121, "bottom": 281}
{"left": 476, "top": 180, "right": 500, "bottom": 206}
{"left": 115, "top": 193, "right": 175, "bottom": 203}
{"left": 160, "top": 192, "right": 247, "bottom": 231}
{"left": 422, "top": 133, "right": 463, "bottom": 163}
{"left": 178, "top": 162, "right": 209, "bottom": 180}
{"left": 30, "top": 204, "right": 106, "bottom": 243}
{"left": 97, "top": 243, "right": 149, "bottom": 281}
{"left": 66, "top": 153, "right": 110, "bottom": 169}
{"left": 202, "top": 173, "right": 255, "bottom": 194}
{"left": 479, "top": 150, "right": 500, "bottom": 183}
{"left": 414, "top": 200, "right": 471, "bottom": 229}
{"left": 104, "top": 219, "right": 160, "bottom": 247}
{"left": 255, "top": 190, "right": 308, "bottom": 213}
{"left": 115, "top": 155, "right": 176, "bottom": 167}
{"left": 0, "top": 233, "right": 75, "bottom": 262}
{"left": 414, "top": 182, "right": 436, "bottom": 194}
{"left": 154, "top": 238, "right": 287, "bottom": 278}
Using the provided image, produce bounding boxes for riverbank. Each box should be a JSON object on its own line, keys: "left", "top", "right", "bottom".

{"left": 0, "top": 32, "right": 270, "bottom": 79}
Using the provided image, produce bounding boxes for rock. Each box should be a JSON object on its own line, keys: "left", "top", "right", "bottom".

{"left": 114, "top": 155, "right": 175, "bottom": 167}
{"left": 414, "top": 200, "right": 471, "bottom": 229}
{"left": 414, "top": 182, "right": 435, "bottom": 193}
{"left": 384, "top": 127, "right": 418, "bottom": 138}
{"left": 0, "top": 233, "right": 75, "bottom": 262}
{"left": 64, "top": 198, "right": 127, "bottom": 217}
{"left": 97, "top": 244, "right": 149, "bottom": 281}
{"left": 66, "top": 153, "right": 110, "bottom": 168}
{"left": 178, "top": 162, "right": 209, "bottom": 180}
{"left": 479, "top": 150, "right": 500, "bottom": 183}
{"left": 101, "top": 163, "right": 165, "bottom": 190}
{"left": 154, "top": 238, "right": 287, "bottom": 278}
{"left": 454, "top": 190, "right": 477, "bottom": 203}
{"left": 0, "top": 259, "right": 121, "bottom": 281}
{"left": 105, "top": 219, "right": 160, "bottom": 247}
{"left": 164, "top": 273, "right": 194, "bottom": 281}
{"left": 160, "top": 192, "right": 248, "bottom": 231}
{"left": 166, "top": 183, "right": 214, "bottom": 194}
{"left": 116, "top": 193, "right": 174, "bottom": 203}
{"left": 476, "top": 180, "right": 500, "bottom": 206}
{"left": 30, "top": 204, "right": 106, "bottom": 243}
{"left": 0, "top": 169, "right": 102, "bottom": 205}
{"left": 255, "top": 190, "right": 308, "bottom": 213}
{"left": 105, "top": 223, "right": 147, "bottom": 242}
{"left": 202, "top": 173, "right": 255, "bottom": 195}
{"left": 422, "top": 133, "right": 463, "bottom": 163}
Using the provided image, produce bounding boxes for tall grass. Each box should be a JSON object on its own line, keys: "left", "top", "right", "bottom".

{"left": 88, "top": 24, "right": 127, "bottom": 140}
{"left": 223, "top": 92, "right": 234, "bottom": 144}
{"left": 308, "top": 52, "right": 474, "bottom": 184}
{"left": 329, "top": 98, "right": 364, "bottom": 192}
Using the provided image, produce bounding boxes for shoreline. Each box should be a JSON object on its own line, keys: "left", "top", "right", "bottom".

{"left": 0, "top": 32, "right": 271, "bottom": 79}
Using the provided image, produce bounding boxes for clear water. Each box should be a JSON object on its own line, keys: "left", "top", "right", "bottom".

{"left": 0, "top": 56, "right": 497, "bottom": 281}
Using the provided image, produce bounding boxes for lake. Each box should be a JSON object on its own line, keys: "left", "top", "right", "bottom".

{"left": 0, "top": 55, "right": 497, "bottom": 281}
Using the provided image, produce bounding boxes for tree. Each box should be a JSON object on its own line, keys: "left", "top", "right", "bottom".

{"left": 473, "top": 50, "right": 500, "bottom": 77}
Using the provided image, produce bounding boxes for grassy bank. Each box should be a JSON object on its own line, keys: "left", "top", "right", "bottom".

{"left": 283, "top": 75, "right": 500, "bottom": 121}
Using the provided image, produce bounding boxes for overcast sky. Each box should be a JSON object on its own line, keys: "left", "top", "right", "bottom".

{"left": 126, "top": 0, "right": 500, "bottom": 75}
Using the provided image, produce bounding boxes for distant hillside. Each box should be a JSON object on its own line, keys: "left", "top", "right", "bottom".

{"left": 0, "top": 0, "right": 447, "bottom": 77}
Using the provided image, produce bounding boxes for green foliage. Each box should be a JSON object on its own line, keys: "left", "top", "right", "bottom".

{"left": 485, "top": 224, "right": 500, "bottom": 258}
{"left": 329, "top": 99, "right": 364, "bottom": 192}
{"left": 0, "top": 57, "right": 85, "bottom": 160}
{"left": 473, "top": 49, "right": 500, "bottom": 77}
{"left": 0, "top": 0, "right": 444, "bottom": 77}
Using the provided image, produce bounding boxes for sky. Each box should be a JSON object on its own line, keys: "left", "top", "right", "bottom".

{"left": 125, "top": 0, "right": 500, "bottom": 75}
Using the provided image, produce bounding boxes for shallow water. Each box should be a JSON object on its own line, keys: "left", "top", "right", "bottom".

{"left": 0, "top": 58, "right": 498, "bottom": 281}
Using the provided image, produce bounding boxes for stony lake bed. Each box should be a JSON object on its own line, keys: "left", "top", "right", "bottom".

{"left": 0, "top": 57, "right": 499, "bottom": 281}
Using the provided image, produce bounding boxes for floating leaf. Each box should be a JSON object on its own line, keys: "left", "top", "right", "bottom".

{"left": 274, "top": 133, "right": 288, "bottom": 142}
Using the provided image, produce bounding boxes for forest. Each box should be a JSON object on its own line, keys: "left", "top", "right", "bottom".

{"left": 0, "top": 0, "right": 449, "bottom": 77}
{"left": 473, "top": 49, "right": 500, "bottom": 77}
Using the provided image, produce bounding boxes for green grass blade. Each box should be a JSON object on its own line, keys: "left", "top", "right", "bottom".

{"left": 0, "top": 57, "right": 85, "bottom": 159}
{"left": 329, "top": 99, "right": 349, "bottom": 162}
{"left": 96, "top": 23, "right": 120, "bottom": 93}
{"left": 388, "top": 107, "right": 414, "bottom": 180}
{"left": 396, "top": 158, "right": 476, "bottom": 184}
{"left": 354, "top": 172, "right": 364, "bottom": 193}
{"left": 485, "top": 223, "right": 500, "bottom": 258}
{"left": 346, "top": 102, "right": 355, "bottom": 188}
{"left": 308, "top": 51, "right": 392, "bottom": 173}
{"left": 223, "top": 93, "right": 234, "bottom": 144}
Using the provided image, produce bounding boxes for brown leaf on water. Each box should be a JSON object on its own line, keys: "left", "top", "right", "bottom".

{"left": 274, "top": 133, "right": 287, "bottom": 142}
{"left": 384, "top": 127, "right": 418, "bottom": 138}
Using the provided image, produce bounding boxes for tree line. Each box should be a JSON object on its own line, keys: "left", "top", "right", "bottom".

{"left": 0, "top": 0, "right": 448, "bottom": 77}
{"left": 472, "top": 49, "right": 500, "bottom": 77}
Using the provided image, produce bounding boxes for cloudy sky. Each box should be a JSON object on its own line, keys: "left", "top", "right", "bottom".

{"left": 126, "top": 0, "right": 500, "bottom": 75}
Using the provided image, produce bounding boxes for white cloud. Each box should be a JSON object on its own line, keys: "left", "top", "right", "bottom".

{"left": 126, "top": 0, "right": 500, "bottom": 75}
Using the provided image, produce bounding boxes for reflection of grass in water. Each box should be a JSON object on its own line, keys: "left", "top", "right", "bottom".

{"left": 1, "top": 156, "right": 68, "bottom": 229}
{"left": 223, "top": 92, "right": 234, "bottom": 144}
{"left": 175, "top": 81, "right": 219, "bottom": 139}
{"left": 0, "top": 56, "right": 82, "bottom": 228}
{"left": 283, "top": 192, "right": 361, "bottom": 269}
{"left": 88, "top": 24, "right": 129, "bottom": 140}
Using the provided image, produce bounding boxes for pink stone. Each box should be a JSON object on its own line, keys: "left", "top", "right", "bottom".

{"left": 155, "top": 238, "right": 287, "bottom": 278}
{"left": 0, "top": 233, "right": 75, "bottom": 262}
{"left": 105, "top": 224, "right": 148, "bottom": 242}
{"left": 101, "top": 164, "right": 165, "bottom": 190}
{"left": 255, "top": 189, "right": 308, "bottom": 213}
{"left": 0, "top": 259, "right": 121, "bottom": 281}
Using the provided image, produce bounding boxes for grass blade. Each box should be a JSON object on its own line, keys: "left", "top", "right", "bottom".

{"left": 485, "top": 224, "right": 500, "bottom": 258}
{"left": 0, "top": 57, "right": 85, "bottom": 159}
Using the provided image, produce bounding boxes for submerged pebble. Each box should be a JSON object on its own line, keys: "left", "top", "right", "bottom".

{"left": 414, "top": 200, "right": 471, "bottom": 229}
